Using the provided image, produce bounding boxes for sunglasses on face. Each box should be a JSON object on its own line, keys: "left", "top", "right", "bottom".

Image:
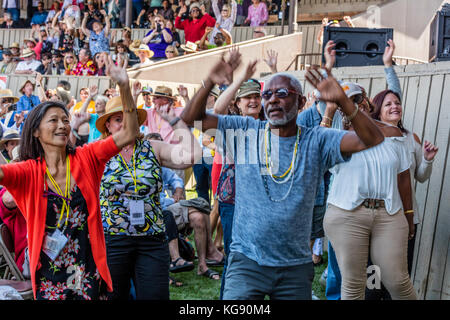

{"left": 352, "top": 94, "right": 364, "bottom": 105}
{"left": 66, "top": 56, "right": 74, "bottom": 59}
{"left": 191, "top": 9, "right": 200, "bottom": 12}
{"left": 261, "top": 88, "right": 298, "bottom": 100}
{"left": 166, "top": 51, "right": 174, "bottom": 53}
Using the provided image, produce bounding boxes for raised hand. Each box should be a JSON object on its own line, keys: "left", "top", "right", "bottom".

{"left": 323, "top": 40, "right": 336, "bottom": 71}
{"left": 89, "top": 84, "right": 98, "bottom": 98}
{"left": 205, "top": 26, "right": 213, "bottom": 34}
{"left": 132, "top": 81, "right": 142, "bottom": 97}
{"left": 177, "top": 85, "right": 189, "bottom": 100}
{"left": 263, "top": 49, "right": 278, "bottom": 73}
{"left": 305, "top": 66, "right": 347, "bottom": 105}
{"left": 208, "top": 51, "right": 242, "bottom": 86}
{"left": 423, "top": 140, "right": 438, "bottom": 161}
{"left": 105, "top": 53, "right": 128, "bottom": 86}
{"left": 71, "top": 112, "right": 90, "bottom": 129}
{"left": 240, "top": 59, "right": 258, "bottom": 82}
{"left": 383, "top": 39, "right": 395, "bottom": 67}
{"left": 156, "top": 103, "right": 177, "bottom": 123}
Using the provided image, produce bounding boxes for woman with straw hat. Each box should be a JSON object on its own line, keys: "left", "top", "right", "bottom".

{"left": 0, "top": 55, "right": 141, "bottom": 300}
{"left": 97, "top": 91, "right": 202, "bottom": 300}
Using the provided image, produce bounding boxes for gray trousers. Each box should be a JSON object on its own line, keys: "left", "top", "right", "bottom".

{"left": 223, "top": 251, "right": 314, "bottom": 300}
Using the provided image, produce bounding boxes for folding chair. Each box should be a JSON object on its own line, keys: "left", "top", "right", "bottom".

{"left": 0, "top": 224, "right": 33, "bottom": 300}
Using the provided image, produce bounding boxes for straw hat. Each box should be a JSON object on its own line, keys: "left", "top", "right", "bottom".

{"left": 0, "top": 89, "right": 19, "bottom": 104}
{"left": 9, "top": 42, "right": 20, "bottom": 49}
{"left": 95, "top": 96, "right": 147, "bottom": 134}
{"left": 131, "top": 44, "right": 154, "bottom": 58}
{"left": 180, "top": 41, "right": 198, "bottom": 53}
{"left": 0, "top": 129, "right": 20, "bottom": 149}
{"left": 151, "top": 86, "right": 176, "bottom": 100}
{"left": 24, "top": 38, "right": 36, "bottom": 45}
{"left": 20, "top": 48, "right": 35, "bottom": 58}
{"left": 19, "top": 80, "right": 35, "bottom": 94}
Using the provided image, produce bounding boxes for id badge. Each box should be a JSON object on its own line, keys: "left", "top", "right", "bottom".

{"left": 43, "top": 229, "right": 68, "bottom": 261}
{"left": 129, "top": 199, "right": 145, "bottom": 226}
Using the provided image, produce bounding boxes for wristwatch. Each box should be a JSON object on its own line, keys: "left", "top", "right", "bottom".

{"left": 169, "top": 116, "right": 181, "bottom": 127}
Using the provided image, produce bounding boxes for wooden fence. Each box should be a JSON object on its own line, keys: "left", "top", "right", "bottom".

{"left": 267, "top": 61, "right": 449, "bottom": 300}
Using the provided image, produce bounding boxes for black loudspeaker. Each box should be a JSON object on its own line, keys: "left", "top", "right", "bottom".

{"left": 429, "top": 4, "right": 450, "bottom": 62}
{"left": 322, "top": 26, "right": 394, "bottom": 67}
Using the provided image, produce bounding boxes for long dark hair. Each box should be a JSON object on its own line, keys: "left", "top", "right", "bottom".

{"left": 371, "top": 89, "right": 407, "bottom": 133}
{"left": 19, "top": 101, "right": 76, "bottom": 161}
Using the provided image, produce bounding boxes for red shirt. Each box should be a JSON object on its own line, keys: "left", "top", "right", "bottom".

{"left": 0, "top": 136, "right": 120, "bottom": 298}
{"left": 175, "top": 14, "right": 216, "bottom": 43}
{"left": 0, "top": 188, "right": 27, "bottom": 273}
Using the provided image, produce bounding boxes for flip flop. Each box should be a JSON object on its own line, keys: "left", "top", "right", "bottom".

{"left": 170, "top": 257, "right": 195, "bottom": 273}
{"left": 198, "top": 269, "right": 220, "bottom": 280}
{"left": 206, "top": 256, "right": 225, "bottom": 267}
{"left": 169, "top": 276, "right": 183, "bottom": 287}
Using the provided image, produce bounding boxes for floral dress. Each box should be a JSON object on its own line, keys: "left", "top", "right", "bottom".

{"left": 35, "top": 184, "right": 108, "bottom": 300}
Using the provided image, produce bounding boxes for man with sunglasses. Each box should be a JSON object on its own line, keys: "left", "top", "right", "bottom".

{"left": 181, "top": 52, "right": 384, "bottom": 299}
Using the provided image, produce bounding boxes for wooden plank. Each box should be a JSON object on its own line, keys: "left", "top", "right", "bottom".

{"left": 368, "top": 77, "right": 386, "bottom": 98}
{"left": 423, "top": 74, "right": 450, "bottom": 300}
{"left": 411, "top": 75, "right": 432, "bottom": 141}
{"left": 442, "top": 245, "right": 450, "bottom": 299}
{"left": 412, "top": 75, "right": 449, "bottom": 299}
{"left": 402, "top": 76, "right": 420, "bottom": 131}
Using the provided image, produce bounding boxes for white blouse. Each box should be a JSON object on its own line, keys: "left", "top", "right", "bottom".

{"left": 403, "top": 131, "right": 433, "bottom": 224}
{"left": 328, "top": 137, "right": 411, "bottom": 214}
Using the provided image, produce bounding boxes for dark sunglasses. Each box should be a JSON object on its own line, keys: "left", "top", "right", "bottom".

{"left": 261, "top": 88, "right": 297, "bottom": 100}
{"left": 352, "top": 94, "right": 364, "bottom": 105}
{"left": 166, "top": 51, "right": 174, "bottom": 53}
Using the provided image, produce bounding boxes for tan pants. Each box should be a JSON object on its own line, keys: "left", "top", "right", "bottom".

{"left": 324, "top": 204, "right": 417, "bottom": 300}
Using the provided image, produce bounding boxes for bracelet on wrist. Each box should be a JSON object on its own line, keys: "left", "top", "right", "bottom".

{"left": 322, "top": 115, "right": 333, "bottom": 122}
{"left": 346, "top": 104, "right": 359, "bottom": 122}
{"left": 169, "top": 116, "right": 181, "bottom": 127}
{"left": 404, "top": 210, "right": 414, "bottom": 215}
{"left": 320, "top": 121, "right": 330, "bottom": 128}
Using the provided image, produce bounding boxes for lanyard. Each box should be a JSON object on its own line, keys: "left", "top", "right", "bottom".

{"left": 119, "top": 144, "right": 138, "bottom": 193}
{"left": 45, "top": 156, "right": 71, "bottom": 229}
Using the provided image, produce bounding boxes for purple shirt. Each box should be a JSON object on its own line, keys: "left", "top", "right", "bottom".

{"left": 145, "top": 28, "right": 173, "bottom": 58}
{"left": 247, "top": 2, "right": 268, "bottom": 26}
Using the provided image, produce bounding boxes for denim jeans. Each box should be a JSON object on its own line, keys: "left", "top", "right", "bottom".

{"left": 325, "top": 241, "right": 342, "bottom": 300}
{"left": 223, "top": 252, "right": 314, "bottom": 300}
{"left": 6, "top": 8, "right": 20, "bottom": 21}
{"left": 192, "top": 159, "right": 212, "bottom": 203}
{"left": 218, "top": 201, "right": 235, "bottom": 299}
{"left": 105, "top": 234, "right": 170, "bottom": 300}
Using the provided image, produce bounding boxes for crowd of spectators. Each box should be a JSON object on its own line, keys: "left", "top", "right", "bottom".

{"left": 0, "top": 0, "right": 281, "bottom": 76}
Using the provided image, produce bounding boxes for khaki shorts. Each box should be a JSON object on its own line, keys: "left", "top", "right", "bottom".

{"left": 166, "top": 202, "right": 190, "bottom": 231}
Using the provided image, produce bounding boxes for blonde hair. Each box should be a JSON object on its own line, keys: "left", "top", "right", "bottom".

{"left": 165, "top": 45, "right": 179, "bottom": 57}
{"left": 151, "top": 14, "right": 165, "bottom": 30}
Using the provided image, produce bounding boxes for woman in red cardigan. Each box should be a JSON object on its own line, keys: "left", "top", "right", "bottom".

{"left": 0, "top": 54, "right": 140, "bottom": 300}
{"left": 175, "top": 2, "right": 216, "bottom": 44}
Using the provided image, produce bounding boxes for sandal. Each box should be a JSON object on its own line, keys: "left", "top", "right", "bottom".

{"left": 170, "top": 257, "right": 195, "bottom": 273}
{"left": 198, "top": 269, "right": 220, "bottom": 280}
{"left": 206, "top": 256, "right": 225, "bottom": 267}
{"left": 169, "top": 276, "right": 183, "bottom": 287}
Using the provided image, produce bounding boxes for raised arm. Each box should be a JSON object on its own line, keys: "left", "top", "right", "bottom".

{"left": 305, "top": 66, "right": 384, "bottom": 156}
{"left": 383, "top": 39, "right": 402, "bottom": 96}
{"left": 104, "top": 54, "right": 139, "bottom": 149}
{"left": 230, "top": 0, "right": 237, "bottom": 24}
{"left": 150, "top": 105, "right": 202, "bottom": 169}
{"left": 81, "top": 12, "right": 91, "bottom": 37}
{"left": 212, "top": 0, "right": 220, "bottom": 19}
{"left": 79, "top": 85, "right": 98, "bottom": 113}
{"left": 181, "top": 51, "right": 242, "bottom": 131}
{"left": 102, "top": 10, "right": 111, "bottom": 36}
{"left": 214, "top": 57, "right": 257, "bottom": 115}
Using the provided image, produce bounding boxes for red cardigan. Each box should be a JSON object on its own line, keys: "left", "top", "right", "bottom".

{"left": 175, "top": 14, "right": 216, "bottom": 43}
{"left": 0, "top": 136, "right": 120, "bottom": 298}
{"left": 0, "top": 188, "right": 27, "bottom": 273}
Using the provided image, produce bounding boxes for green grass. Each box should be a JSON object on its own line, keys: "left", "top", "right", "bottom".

{"left": 169, "top": 189, "right": 329, "bottom": 300}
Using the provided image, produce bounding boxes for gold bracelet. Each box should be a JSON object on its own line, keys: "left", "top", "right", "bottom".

{"left": 323, "top": 115, "right": 333, "bottom": 122}
{"left": 320, "top": 121, "right": 331, "bottom": 128}
{"left": 404, "top": 210, "right": 414, "bottom": 214}
{"left": 346, "top": 104, "right": 359, "bottom": 122}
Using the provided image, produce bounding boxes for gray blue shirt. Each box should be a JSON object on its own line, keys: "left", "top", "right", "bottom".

{"left": 216, "top": 115, "right": 349, "bottom": 266}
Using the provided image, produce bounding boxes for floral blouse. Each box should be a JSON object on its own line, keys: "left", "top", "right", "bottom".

{"left": 36, "top": 184, "right": 108, "bottom": 300}
{"left": 100, "top": 139, "right": 164, "bottom": 236}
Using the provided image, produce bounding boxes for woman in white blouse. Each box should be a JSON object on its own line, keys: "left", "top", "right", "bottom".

{"left": 322, "top": 82, "right": 417, "bottom": 300}
{"left": 371, "top": 89, "right": 438, "bottom": 273}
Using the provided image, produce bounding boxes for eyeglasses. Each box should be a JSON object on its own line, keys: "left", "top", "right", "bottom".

{"left": 191, "top": 9, "right": 200, "bottom": 12}
{"left": 352, "top": 94, "right": 364, "bottom": 105}
{"left": 66, "top": 56, "right": 74, "bottom": 59}
{"left": 261, "top": 88, "right": 298, "bottom": 100}
{"left": 166, "top": 51, "right": 174, "bottom": 54}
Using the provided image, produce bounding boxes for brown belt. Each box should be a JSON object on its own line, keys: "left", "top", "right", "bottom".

{"left": 362, "top": 199, "right": 385, "bottom": 209}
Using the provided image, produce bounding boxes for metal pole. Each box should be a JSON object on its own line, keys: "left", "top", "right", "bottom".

{"left": 125, "top": 0, "right": 133, "bottom": 28}
{"left": 280, "top": 0, "right": 286, "bottom": 36}
{"left": 288, "top": 0, "right": 298, "bottom": 34}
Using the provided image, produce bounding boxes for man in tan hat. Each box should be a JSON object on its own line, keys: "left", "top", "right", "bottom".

{"left": 0, "top": 49, "right": 17, "bottom": 74}
{"left": 0, "top": 89, "right": 21, "bottom": 131}
{"left": 144, "top": 85, "right": 184, "bottom": 144}
{"left": 16, "top": 80, "right": 41, "bottom": 113}
{"left": 15, "top": 48, "right": 42, "bottom": 74}
{"left": 9, "top": 42, "right": 21, "bottom": 61}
